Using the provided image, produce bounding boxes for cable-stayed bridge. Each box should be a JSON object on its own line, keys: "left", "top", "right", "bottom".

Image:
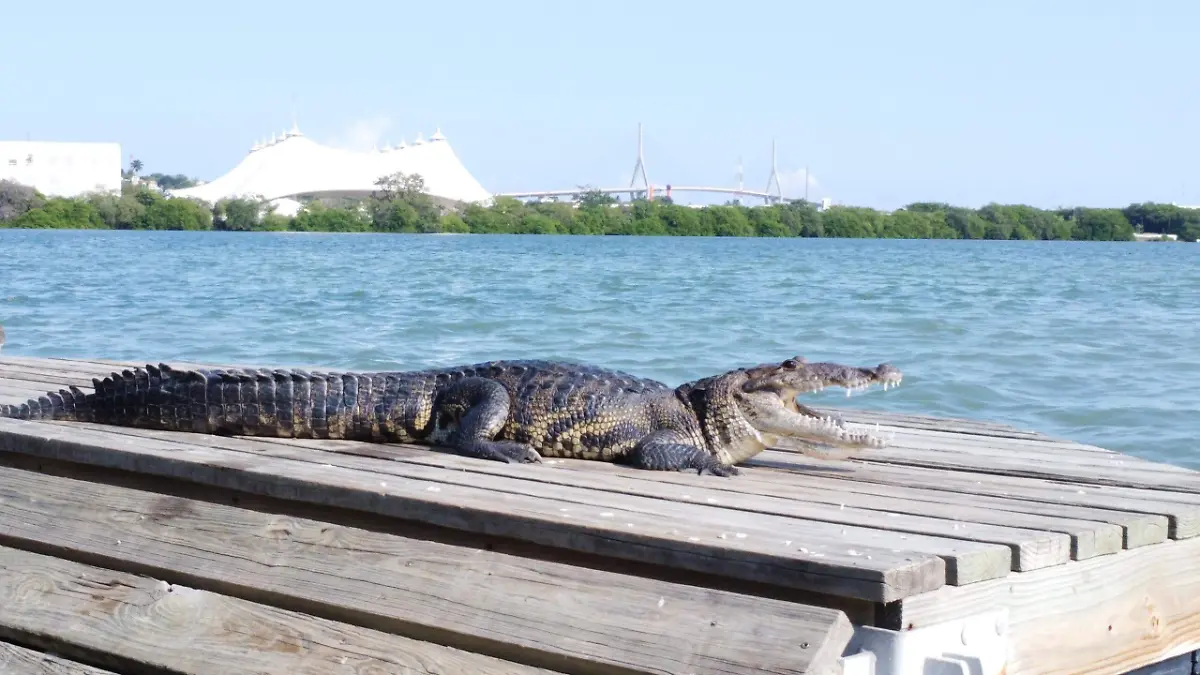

{"left": 496, "top": 124, "right": 802, "bottom": 205}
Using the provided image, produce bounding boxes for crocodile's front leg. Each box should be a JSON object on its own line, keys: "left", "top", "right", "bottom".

{"left": 625, "top": 429, "right": 739, "bottom": 477}
{"left": 434, "top": 378, "right": 543, "bottom": 464}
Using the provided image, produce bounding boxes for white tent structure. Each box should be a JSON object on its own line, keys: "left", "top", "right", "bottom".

{"left": 169, "top": 124, "right": 491, "bottom": 206}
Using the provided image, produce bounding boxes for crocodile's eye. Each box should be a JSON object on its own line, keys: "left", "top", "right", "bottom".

{"left": 782, "top": 359, "right": 799, "bottom": 370}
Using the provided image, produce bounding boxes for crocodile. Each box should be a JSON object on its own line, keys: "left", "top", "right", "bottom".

{"left": 0, "top": 356, "right": 902, "bottom": 476}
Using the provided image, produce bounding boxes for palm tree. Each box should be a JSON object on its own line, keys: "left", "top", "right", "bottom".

{"left": 129, "top": 158, "right": 143, "bottom": 176}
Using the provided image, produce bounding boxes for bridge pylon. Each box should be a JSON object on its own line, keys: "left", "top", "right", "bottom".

{"left": 629, "top": 122, "right": 650, "bottom": 200}
{"left": 764, "top": 139, "right": 784, "bottom": 204}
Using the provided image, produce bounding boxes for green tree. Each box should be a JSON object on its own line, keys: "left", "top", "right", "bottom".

{"left": 820, "top": 206, "right": 878, "bottom": 238}
{"left": 291, "top": 202, "right": 370, "bottom": 232}
{"left": 701, "top": 205, "right": 753, "bottom": 237}
{"left": 658, "top": 202, "right": 704, "bottom": 236}
{"left": 9, "top": 198, "right": 105, "bottom": 229}
{"left": 146, "top": 173, "right": 197, "bottom": 190}
{"left": 439, "top": 213, "right": 470, "bottom": 233}
{"left": 0, "top": 179, "right": 45, "bottom": 221}
{"left": 370, "top": 171, "right": 441, "bottom": 232}
{"left": 748, "top": 206, "right": 789, "bottom": 237}
{"left": 260, "top": 212, "right": 291, "bottom": 231}
{"left": 84, "top": 192, "right": 146, "bottom": 229}
{"left": 140, "top": 198, "right": 212, "bottom": 230}
{"left": 1072, "top": 208, "right": 1133, "bottom": 241}
{"left": 214, "top": 197, "right": 266, "bottom": 231}
{"left": 779, "top": 201, "right": 823, "bottom": 236}
{"left": 573, "top": 188, "right": 617, "bottom": 208}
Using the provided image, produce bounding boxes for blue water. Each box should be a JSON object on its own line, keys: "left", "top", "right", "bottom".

{"left": 1, "top": 230, "right": 1197, "bottom": 467}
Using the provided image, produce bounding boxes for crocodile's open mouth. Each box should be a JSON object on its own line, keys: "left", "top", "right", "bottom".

{"left": 737, "top": 360, "right": 903, "bottom": 457}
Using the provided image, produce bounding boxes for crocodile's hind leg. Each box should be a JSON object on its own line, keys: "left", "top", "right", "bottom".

{"left": 624, "top": 429, "right": 738, "bottom": 477}
{"left": 436, "top": 377, "right": 542, "bottom": 464}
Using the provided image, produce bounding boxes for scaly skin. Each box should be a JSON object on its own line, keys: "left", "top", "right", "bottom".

{"left": 0, "top": 356, "right": 902, "bottom": 476}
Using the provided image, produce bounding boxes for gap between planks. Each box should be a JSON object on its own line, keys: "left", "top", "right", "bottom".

{"left": 0, "top": 544, "right": 559, "bottom": 675}
{"left": 0, "top": 640, "right": 115, "bottom": 675}
{"left": 3, "top": 358, "right": 1195, "bottom": 586}
{"left": 0, "top": 417, "right": 945, "bottom": 603}
{"left": 0, "top": 461, "right": 853, "bottom": 675}
{"left": 0, "top": 369, "right": 1157, "bottom": 562}
{"left": 60, "top": 420, "right": 1069, "bottom": 574}
{"left": 748, "top": 450, "right": 1200, "bottom": 540}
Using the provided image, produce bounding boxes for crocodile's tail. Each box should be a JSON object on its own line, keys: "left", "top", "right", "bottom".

{"left": 0, "top": 363, "right": 207, "bottom": 431}
{"left": 0, "top": 363, "right": 401, "bottom": 440}
{"left": 0, "top": 364, "right": 184, "bottom": 427}
{"left": 0, "top": 385, "right": 94, "bottom": 422}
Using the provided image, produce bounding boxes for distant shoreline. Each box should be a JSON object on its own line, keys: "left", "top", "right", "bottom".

{"left": 2, "top": 228, "right": 1193, "bottom": 242}
{"left": 2, "top": 178, "right": 1196, "bottom": 242}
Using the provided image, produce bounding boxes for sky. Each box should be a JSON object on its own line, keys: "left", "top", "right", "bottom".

{"left": 2, "top": 0, "right": 1197, "bottom": 210}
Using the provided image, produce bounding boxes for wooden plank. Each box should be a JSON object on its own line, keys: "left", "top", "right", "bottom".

{"left": 82, "top": 419, "right": 1019, "bottom": 583}
{"left": 0, "top": 365, "right": 109, "bottom": 386}
{"left": 897, "top": 536, "right": 1200, "bottom": 675}
{"left": 0, "top": 418, "right": 946, "bottom": 602}
{"left": 68, "top": 421, "right": 1055, "bottom": 578}
{"left": 245, "top": 434, "right": 1080, "bottom": 569}
{"left": 0, "top": 463, "right": 854, "bottom": 675}
{"left": 0, "top": 358, "right": 1168, "bottom": 554}
{"left": 749, "top": 451, "right": 1200, "bottom": 540}
{"left": 0, "top": 642, "right": 115, "bottom": 675}
{"left": 0, "top": 384, "right": 55, "bottom": 404}
{"left": 0, "top": 356, "right": 206, "bottom": 372}
{"left": 645, "top": 464, "right": 1162, "bottom": 551}
{"left": 841, "top": 421, "right": 1116, "bottom": 455}
{"left": 459, "top": 450, "right": 1123, "bottom": 559}
{"left": 851, "top": 429, "right": 1198, "bottom": 476}
{"left": 813, "top": 406, "right": 1058, "bottom": 441}
{"left": 0, "top": 545, "right": 555, "bottom": 675}
{"left": 838, "top": 441, "right": 1200, "bottom": 494}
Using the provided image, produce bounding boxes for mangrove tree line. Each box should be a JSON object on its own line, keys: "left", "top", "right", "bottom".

{"left": 2, "top": 173, "right": 1196, "bottom": 242}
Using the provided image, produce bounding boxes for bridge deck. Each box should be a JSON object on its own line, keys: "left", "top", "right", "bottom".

{"left": 0, "top": 355, "right": 1197, "bottom": 675}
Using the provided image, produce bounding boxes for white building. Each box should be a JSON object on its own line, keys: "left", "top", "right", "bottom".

{"left": 0, "top": 141, "right": 122, "bottom": 197}
{"left": 169, "top": 124, "right": 491, "bottom": 208}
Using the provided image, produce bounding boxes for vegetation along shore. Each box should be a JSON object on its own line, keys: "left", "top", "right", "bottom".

{"left": 2, "top": 172, "right": 1196, "bottom": 241}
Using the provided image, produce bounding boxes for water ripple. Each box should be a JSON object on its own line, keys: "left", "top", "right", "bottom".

{"left": 1, "top": 230, "right": 1197, "bottom": 467}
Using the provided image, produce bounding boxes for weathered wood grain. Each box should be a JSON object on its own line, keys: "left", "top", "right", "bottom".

{"left": 0, "top": 463, "right": 854, "bottom": 675}
{"left": 849, "top": 432, "right": 1200, "bottom": 485}
{"left": 0, "top": 365, "right": 108, "bottom": 387}
{"left": 458, "top": 450, "right": 1122, "bottom": 559}
{"left": 0, "top": 417, "right": 946, "bottom": 602}
{"left": 0, "top": 384, "right": 56, "bottom": 405}
{"left": 79, "top": 422, "right": 1056, "bottom": 576}
{"left": 898, "top": 536, "right": 1200, "bottom": 675}
{"left": 750, "top": 450, "right": 1200, "bottom": 539}
{"left": 0, "top": 642, "right": 115, "bottom": 675}
{"left": 242, "top": 433, "right": 1079, "bottom": 569}
{"left": 811, "top": 406, "right": 1058, "bottom": 441}
{"left": 842, "top": 421, "right": 1116, "bottom": 455}
{"left": 631, "top": 464, "right": 1161, "bottom": 551}
{"left": 0, "top": 545, "right": 556, "bottom": 675}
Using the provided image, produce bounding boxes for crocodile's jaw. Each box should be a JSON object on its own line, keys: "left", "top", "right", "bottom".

{"left": 714, "top": 424, "right": 772, "bottom": 466}
{"left": 736, "top": 390, "right": 891, "bottom": 460}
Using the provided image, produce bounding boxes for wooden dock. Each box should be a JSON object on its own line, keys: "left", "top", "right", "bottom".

{"left": 0, "top": 355, "right": 1197, "bottom": 675}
